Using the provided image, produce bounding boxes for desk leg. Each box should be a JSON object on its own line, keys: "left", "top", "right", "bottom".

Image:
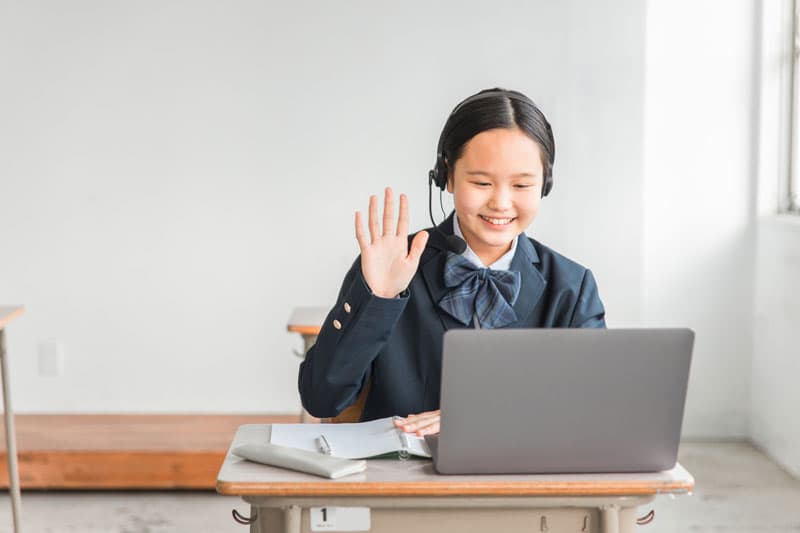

{"left": 602, "top": 503, "right": 640, "bottom": 533}
{"left": 0, "top": 329, "right": 22, "bottom": 533}
{"left": 284, "top": 505, "right": 301, "bottom": 533}
{"left": 251, "top": 505, "right": 302, "bottom": 533}
{"left": 299, "top": 335, "right": 318, "bottom": 424}
{"left": 601, "top": 504, "right": 619, "bottom": 533}
{"left": 618, "top": 506, "right": 638, "bottom": 533}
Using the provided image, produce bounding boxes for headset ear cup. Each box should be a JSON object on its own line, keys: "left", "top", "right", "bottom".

{"left": 434, "top": 158, "right": 447, "bottom": 190}
{"left": 428, "top": 165, "right": 445, "bottom": 190}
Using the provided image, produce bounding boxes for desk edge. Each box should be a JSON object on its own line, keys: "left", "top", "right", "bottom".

{"left": 0, "top": 306, "right": 24, "bottom": 330}
{"left": 287, "top": 325, "right": 322, "bottom": 335}
{"left": 216, "top": 478, "right": 695, "bottom": 497}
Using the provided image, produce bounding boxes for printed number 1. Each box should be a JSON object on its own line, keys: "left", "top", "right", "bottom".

{"left": 322, "top": 508, "right": 327, "bottom": 522}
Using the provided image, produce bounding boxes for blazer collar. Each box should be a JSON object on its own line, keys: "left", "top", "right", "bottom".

{"left": 420, "top": 212, "right": 546, "bottom": 328}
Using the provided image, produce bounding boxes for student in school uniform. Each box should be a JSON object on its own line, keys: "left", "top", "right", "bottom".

{"left": 298, "top": 88, "right": 605, "bottom": 436}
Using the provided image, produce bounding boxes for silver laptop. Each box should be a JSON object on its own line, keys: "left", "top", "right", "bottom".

{"left": 425, "top": 328, "right": 694, "bottom": 474}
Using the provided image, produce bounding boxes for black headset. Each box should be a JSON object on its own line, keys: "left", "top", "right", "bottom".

{"left": 428, "top": 89, "right": 554, "bottom": 198}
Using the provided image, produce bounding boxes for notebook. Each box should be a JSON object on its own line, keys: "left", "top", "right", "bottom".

{"left": 270, "top": 417, "right": 431, "bottom": 459}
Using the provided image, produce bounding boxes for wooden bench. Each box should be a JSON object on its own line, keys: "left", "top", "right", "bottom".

{"left": 0, "top": 414, "right": 299, "bottom": 489}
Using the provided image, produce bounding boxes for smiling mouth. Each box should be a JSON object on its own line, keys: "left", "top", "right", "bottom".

{"left": 479, "top": 215, "right": 516, "bottom": 226}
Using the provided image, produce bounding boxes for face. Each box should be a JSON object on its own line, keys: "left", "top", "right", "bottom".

{"left": 447, "top": 127, "right": 544, "bottom": 266}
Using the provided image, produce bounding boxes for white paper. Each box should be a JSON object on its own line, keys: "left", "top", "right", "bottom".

{"left": 270, "top": 417, "right": 431, "bottom": 459}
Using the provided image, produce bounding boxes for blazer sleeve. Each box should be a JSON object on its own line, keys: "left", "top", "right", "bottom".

{"left": 298, "top": 258, "right": 409, "bottom": 418}
{"left": 569, "top": 268, "right": 606, "bottom": 328}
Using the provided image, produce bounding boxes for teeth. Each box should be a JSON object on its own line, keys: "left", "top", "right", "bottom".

{"left": 481, "top": 216, "right": 514, "bottom": 225}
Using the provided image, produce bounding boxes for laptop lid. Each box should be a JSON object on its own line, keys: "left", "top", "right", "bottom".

{"left": 434, "top": 328, "right": 694, "bottom": 474}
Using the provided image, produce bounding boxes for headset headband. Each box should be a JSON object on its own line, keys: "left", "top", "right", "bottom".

{"left": 429, "top": 89, "right": 554, "bottom": 197}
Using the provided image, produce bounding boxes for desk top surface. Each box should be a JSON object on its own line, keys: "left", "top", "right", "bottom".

{"left": 287, "top": 306, "right": 328, "bottom": 335}
{"left": 0, "top": 306, "right": 24, "bottom": 330}
{"left": 216, "top": 424, "right": 695, "bottom": 497}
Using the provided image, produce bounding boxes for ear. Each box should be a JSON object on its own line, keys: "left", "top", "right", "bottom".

{"left": 446, "top": 171, "right": 454, "bottom": 194}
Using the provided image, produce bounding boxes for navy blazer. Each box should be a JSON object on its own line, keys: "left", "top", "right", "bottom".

{"left": 298, "top": 213, "right": 606, "bottom": 421}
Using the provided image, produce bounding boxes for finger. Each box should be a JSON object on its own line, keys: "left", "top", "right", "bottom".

{"left": 414, "top": 415, "right": 440, "bottom": 429}
{"left": 382, "top": 187, "right": 394, "bottom": 236}
{"left": 407, "top": 230, "right": 429, "bottom": 263}
{"left": 368, "top": 195, "right": 380, "bottom": 243}
{"left": 396, "top": 193, "right": 409, "bottom": 236}
{"left": 403, "top": 410, "right": 437, "bottom": 422}
{"left": 405, "top": 416, "right": 439, "bottom": 433}
{"left": 355, "top": 211, "right": 368, "bottom": 250}
{"left": 402, "top": 413, "right": 439, "bottom": 432}
{"left": 417, "top": 421, "right": 440, "bottom": 436}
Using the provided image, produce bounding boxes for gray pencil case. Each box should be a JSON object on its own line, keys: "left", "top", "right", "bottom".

{"left": 232, "top": 443, "right": 367, "bottom": 479}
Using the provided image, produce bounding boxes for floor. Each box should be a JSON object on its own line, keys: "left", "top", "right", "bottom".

{"left": 1, "top": 441, "right": 798, "bottom": 532}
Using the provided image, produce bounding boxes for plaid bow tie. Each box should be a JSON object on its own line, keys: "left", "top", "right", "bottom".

{"left": 437, "top": 252, "right": 522, "bottom": 329}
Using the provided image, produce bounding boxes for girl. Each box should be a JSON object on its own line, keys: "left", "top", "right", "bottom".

{"left": 298, "top": 88, "right": 605, "bottom": 436}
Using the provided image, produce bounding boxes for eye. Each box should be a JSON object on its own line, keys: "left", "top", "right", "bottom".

{"left": 514, "top": 183, "right": 535, "bottom": 189}
{"left": 470, "top": 181, "right": 491, "bottom": 187}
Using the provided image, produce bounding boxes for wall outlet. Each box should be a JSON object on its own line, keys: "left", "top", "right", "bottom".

{"left": 38, "top": 340, "right": 65, "bottom": 376}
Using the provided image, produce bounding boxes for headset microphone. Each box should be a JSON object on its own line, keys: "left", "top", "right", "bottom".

{"left": 428, "top": 171, "right": 467, "bottom": 254}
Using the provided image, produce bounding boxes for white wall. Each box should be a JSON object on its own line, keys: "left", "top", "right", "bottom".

{"left": 0, "top": 0, "right": 647, "bottom": 413}
{"left": 0, "top": 1, "right": 781, "bottom": 447}
{"left": 643, "top": 0, "right": 758, "bottom": 438}
{"left": 752, "top": 217, "right": 800, "bottom": 476}
{"left": 750, "top": 0, "right": 800, "bottom": 477}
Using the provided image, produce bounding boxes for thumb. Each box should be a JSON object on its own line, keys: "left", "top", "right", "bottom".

{"left": 407, "top": 230, "right": 429, "bottom": 264}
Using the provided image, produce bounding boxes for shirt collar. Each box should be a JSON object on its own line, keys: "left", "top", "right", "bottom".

{"left": 452, "top": 214, "right": 518, "bottom": 271}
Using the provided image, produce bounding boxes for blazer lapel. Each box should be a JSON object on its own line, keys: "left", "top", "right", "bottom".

{"left": 508, "top": 234, "right": 547, "bottom": 326}
{"left": 419, "top": 213, "right": 467, "bottom": 331}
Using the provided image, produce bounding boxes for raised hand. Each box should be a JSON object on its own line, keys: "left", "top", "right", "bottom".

{"left": 355, "top": 188, "right": 429, "bottom": 299}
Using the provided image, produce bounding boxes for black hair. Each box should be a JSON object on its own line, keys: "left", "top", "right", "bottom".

{"left": 437, "top": 88, "right": 555, "bottom": 186}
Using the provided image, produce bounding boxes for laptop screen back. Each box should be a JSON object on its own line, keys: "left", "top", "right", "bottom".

{"left": 435, "top": 328, "right": 694, "bottom": 474}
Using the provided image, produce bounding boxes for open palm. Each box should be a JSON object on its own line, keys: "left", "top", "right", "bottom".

{"left": 355, "top": 188, "right": 429, "bottom": 299}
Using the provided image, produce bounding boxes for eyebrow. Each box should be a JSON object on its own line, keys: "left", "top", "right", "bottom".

{"left": 465, "top": 170, "right": 538, "bottom": 178}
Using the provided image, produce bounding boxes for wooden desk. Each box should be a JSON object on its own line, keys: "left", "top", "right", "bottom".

{"left": 287, "top": 307, "right": 329, "bottom": 355}
{"left": 217, "top": 424, "right": 695, "bottom": 533}
{"left": 0, "top": 306, "right": 24, "bottom": 533}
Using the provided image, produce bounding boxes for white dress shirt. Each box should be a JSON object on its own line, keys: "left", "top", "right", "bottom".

{"left": 452, "top": 215, "right": 518, "bottom": 271}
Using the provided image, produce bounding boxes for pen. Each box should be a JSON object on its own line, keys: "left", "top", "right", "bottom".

{"left": 316, "top": 434, "right": 332, "bottom": 455}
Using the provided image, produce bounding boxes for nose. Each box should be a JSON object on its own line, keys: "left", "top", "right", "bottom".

{"left": 487, "top": 185, "right": 513, "bottom": 211}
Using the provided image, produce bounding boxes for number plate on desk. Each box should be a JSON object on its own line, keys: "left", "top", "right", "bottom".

{"left": 310, "top": 507, "right": 370, "bottom": 531}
